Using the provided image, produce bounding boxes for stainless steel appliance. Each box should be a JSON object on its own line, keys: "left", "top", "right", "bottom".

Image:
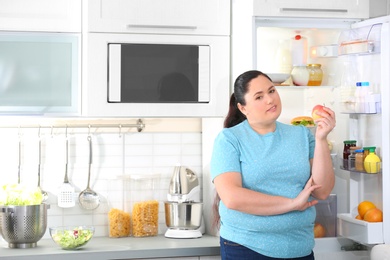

{"left": 164, "top": 165, "right": 204, "bottom": 239}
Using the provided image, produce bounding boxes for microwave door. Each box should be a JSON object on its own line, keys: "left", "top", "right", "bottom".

{"left": 108, "top": 43, "right": 210, "bottom": 104}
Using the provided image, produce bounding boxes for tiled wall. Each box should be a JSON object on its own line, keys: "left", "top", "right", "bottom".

{"left": 0, "top": 122, "right": 202, "bottom": 239}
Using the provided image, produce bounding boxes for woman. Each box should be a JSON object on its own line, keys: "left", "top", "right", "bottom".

{"left": 210, "top": 70, "right": 335, "bottom": 259}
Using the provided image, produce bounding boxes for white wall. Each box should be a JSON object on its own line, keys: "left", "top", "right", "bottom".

{"left": 0, "top": 118, "right": 203, "bottom": 239}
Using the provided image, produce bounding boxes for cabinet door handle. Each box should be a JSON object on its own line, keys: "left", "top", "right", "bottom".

{"left": 280, "top": 8, "right": 348, "bottom": 13}
{"left": 127, "top": 24, "right": 197, "bottom": 30}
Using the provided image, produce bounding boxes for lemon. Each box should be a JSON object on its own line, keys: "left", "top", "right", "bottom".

{"left": 364, "top": 147, "right": 381, "bottom": 174}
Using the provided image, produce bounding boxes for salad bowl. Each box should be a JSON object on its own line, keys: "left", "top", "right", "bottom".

{"left": 50, "top": 226, "right": 94, "bottom": 250}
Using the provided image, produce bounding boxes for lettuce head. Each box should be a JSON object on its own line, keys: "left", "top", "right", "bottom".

{"left": 0, "top": 183, "right": 43, "bottom": 206}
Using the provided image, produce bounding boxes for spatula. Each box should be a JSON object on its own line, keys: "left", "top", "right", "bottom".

{"left": 58, "top": 137, "right": 75, "bottom": 208}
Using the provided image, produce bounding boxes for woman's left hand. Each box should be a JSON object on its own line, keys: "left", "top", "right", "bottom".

{"left": 313, "top": 106, "right": 336, "bottom": 139}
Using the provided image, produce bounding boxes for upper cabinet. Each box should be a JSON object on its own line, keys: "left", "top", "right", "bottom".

{"left": 253, "top": 0, "right": 387, "bottom": 19}
{"left": 85, "top": 0, "right": 230, "bottom": 36}
{"left": 0, "top": 0, "right": 81, "bottom": 32}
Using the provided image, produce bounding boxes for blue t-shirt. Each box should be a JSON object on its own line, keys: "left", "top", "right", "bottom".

{"left": 210, "top": 120, "right": 316, "bottom": 258}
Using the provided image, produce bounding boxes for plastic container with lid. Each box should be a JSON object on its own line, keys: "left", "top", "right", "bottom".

{"left": 307, "top": 64, "right": 323, "bottom": 86}
{"left": 364, "top": 147, "right": 381, "bottom": 174}
{"left": 126, "top": 174, "right": 161, "bottom": 237}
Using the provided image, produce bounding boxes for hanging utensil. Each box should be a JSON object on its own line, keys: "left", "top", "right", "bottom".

{"left": 37, "top": 137, "right": 48, "bottom": 201}
{"left": 58, "top": 132, "right": 75, "bottom": 208}
{"left": 78, "top": 135, "right": 100, "bottom": 210}
{"left": 17, "top": 137, "right": 21, "bottom": 184}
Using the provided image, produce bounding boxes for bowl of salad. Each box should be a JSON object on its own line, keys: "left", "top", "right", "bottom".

{"left": 49, "top": 226, "right": 94, "bottom": 250}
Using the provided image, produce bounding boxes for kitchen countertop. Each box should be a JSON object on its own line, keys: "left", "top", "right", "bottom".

{"left": 0, "top": 235, "right": 220, "bottom": 260}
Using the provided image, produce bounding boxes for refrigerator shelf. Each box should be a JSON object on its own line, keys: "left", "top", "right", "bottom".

{"left": 337, "top": 213, "right": 383, "bottom": 244}
{"left": 340, "top": 159, "right": 382, "bottom": 174}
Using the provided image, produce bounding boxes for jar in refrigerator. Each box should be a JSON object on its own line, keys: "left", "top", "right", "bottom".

{"left": 291, "top": 65, "right": 309, "bottom": 86}
{"left": 343, "top": 140, "right": 357, "bottom": 169}
{"left": 307, "top": 64, "right": 323, "bottom": 86}
{"left": 355, "top": 149, "right": 365, "bottom": 172}
{"left": 348, "top": 147, "right": 360, "bottom": 170}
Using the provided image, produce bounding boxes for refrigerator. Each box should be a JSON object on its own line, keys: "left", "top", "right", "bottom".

{"left": 229, "top": 2, "right": 390, "bottom": 258}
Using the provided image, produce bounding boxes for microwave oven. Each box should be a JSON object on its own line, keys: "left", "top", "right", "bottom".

{"left": 0, "top": 32, "right": 80, "bottom": 115}
{"left": 82, "top": 33, "right": 230, "bottom": 117}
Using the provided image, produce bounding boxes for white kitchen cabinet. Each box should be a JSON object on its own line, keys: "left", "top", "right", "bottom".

{"left": 253, "top": 0, "right": 386, "bottom": 19}
{"left": 85, "top": 0, "right": 230, "bottom": 36}
{"left": 0, "top": 0, "right": 81, "bottom": 32}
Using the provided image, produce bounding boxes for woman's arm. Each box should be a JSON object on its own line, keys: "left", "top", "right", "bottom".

{"left": 214, "top": 171, "right": 321, "bottom": 216}
{"left": 311, "top": 106, "right": 336, "bottom": 200}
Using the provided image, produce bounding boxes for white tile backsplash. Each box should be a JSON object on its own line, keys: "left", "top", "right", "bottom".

{"left": 0, "top": 129, "right": 202, "bottom": 239}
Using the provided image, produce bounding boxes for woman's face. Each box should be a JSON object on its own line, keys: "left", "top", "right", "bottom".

{"left": 238, "top": 75, "right": 282, "bottom": 126}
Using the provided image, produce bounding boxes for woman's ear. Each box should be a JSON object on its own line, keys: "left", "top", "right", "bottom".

{"left": 237, "top": 103, "right": 246, "bottom": 116}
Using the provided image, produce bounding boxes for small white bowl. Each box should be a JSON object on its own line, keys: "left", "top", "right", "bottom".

{"left": 267, "top": 73, "right": 290, "bottom": 84}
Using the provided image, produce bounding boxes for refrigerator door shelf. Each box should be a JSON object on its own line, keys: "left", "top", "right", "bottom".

{"left": 337, "top": 213, "right": 383, "bottom": 244}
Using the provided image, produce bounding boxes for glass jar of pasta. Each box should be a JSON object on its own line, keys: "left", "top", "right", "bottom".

{"left": 127, "top": 174, "right": 161, "bottom": 237}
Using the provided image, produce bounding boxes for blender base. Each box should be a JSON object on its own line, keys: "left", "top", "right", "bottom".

{"left": 164, "top": 229, "right": 202, "bottom": 239}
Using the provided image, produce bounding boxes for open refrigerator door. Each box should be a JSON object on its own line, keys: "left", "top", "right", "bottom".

{"left": 231, "top": 2, "right": 390, "bottom": 255}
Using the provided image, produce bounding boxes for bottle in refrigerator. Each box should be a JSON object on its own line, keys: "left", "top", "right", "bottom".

{"left": 339, "top": 59, "right": 358, "bottom": 112}
{"left": 291, "top": 34, "right": 308, "bottom": 66}
{"left": 364, "top": 147, "right": 381, "bottom": 174}
{"left": 343, "top": 140, "right": 357, "bottom": 170}
{"left": 276, "top": 39, "right": 292, "bottom": 74}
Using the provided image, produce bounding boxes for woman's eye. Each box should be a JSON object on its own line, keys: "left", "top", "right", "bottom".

{"left": 269, "top": 89, "right": 276, "bottom": 93}
{"left": 255, "top": 96, "right": 263, "bottom": 100}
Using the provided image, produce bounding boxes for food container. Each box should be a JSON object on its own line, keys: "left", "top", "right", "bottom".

{"left": 0, "top": 204, "right": 49, "bottom": 248}
{"left": 50, "top": 226, "right": 94, "bottom": 250}
{"left": 291, "top": 65, "right": 309, "bottom": 86}
{"left": 314, "top": 194, "right": 337, "bottom": 238}
{"left": 307, "top": 64, "right": 323, "bottom": 86}
{"left": 126, "top": 174, "right": 161, "bottom": 237}
{"left": 108, "top": 178, "right": 131, "bottom": 238}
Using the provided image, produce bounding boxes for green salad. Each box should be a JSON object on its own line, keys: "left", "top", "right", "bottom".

{"left": 51, "top": 227, "right": 94, "bottom": 250}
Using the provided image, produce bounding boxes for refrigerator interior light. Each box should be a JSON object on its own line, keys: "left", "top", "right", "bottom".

{"left": 310, "top": 45, "right": 338, "bottom": 58}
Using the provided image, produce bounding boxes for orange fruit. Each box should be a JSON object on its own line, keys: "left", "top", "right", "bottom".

{"left": 358, "top": 201, "right": 376, "bottom": 218}
{"left": 355, "top": 214, "right": 363, "bottom": 220}
{"left": 364, "top": 208, "right": 383, "bottom": 222}
{"left": 314, "top": 223, "right": 326, "bottom": 238}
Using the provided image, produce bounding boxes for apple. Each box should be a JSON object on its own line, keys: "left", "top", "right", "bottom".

{"left": 312, "top": 104, "right": 328, "bottom": 120}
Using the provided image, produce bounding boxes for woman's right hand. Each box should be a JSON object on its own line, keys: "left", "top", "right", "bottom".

{"left": 292, "top": 176, "right": 321, "bottom": 211}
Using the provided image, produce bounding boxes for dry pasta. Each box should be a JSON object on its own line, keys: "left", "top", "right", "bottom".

{"left": 108, "top": 208, "right": 131, "bottom": 238}
{"left": 132, "top": 200, "right": 159, "bottom": 237}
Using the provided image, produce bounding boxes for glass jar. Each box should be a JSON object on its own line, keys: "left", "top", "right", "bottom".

{"left": 307, "top": 64, "right": 323, "bottom": 86}
{"left": 355, "top": 149, "right": 365, "bottom": 172}
{"left": 291, "top": 65, "right": 309, "bottom": 86}
{"left": 343, "top": 140, "right": 357, "bottom": 169}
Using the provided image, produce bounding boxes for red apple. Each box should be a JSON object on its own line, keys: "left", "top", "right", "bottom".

{"left": 312, "top": 104, "right": 328, "bottom": 120}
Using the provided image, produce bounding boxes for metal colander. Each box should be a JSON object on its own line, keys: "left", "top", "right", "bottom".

{"left": 0, "top": 204, "right": 49, "bottom": 248}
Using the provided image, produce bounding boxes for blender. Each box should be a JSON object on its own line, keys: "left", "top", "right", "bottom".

{"left": 164, "top": 165, "right": 204, "bottom": 238}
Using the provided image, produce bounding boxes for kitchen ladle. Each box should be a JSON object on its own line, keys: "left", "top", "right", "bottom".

{"left": 38, "top": 138, "right": 48, "bottom": 201}
{"left": 79, "top": 135, "right": 100, "bottom": 210}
